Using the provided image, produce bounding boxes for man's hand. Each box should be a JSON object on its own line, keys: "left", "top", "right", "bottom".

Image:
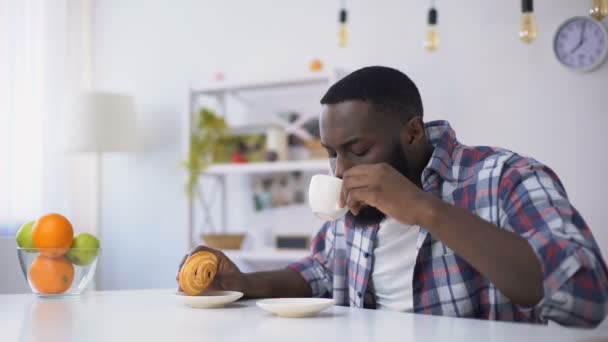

{"left": 340, "top": 163, "right": 430, "bottom": 225}
{"left": 340, "top": 162, "right": 544, "bottom": 307}
{"left": 176, "top": 246, "right": 313, "bottom": 299}
{"left": 176, "top": 246, "right": 247, "bottom": 293}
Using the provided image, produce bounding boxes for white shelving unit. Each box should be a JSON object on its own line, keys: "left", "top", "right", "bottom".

{"left": 190, "top": 74, "right": 332, "bottom": 95}
{"left": 186, "top": 71, "right": 344, "bottom": 252}
{"left": 205, "top": 159, "right": 329, "bottom": 175}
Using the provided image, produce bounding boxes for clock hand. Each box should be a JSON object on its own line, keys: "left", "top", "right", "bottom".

{"left": 571, "top": 21, "right": 587, "bottom": 54}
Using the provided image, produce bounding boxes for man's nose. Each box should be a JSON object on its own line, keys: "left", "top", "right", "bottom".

{"left": 334, "top": 155, "right": 352, "bottom": 179}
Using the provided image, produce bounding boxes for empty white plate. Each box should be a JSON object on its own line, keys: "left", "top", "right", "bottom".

{"left": 256, "top": 298, "right": 336, "bottom": 318}
{"left": 173, "top": 290, "right": 243, "bottom": 308}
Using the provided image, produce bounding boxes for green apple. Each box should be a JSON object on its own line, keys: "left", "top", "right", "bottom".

{"left": 66, "top": 233, "right": 100, "bottom": 266}
{"left": 16, "top": 220, "right": 37, "bottom": 252}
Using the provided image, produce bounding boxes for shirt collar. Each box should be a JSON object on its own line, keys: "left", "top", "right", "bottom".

{"left": 422, "top": 120, "right": 458, "bottom": 183}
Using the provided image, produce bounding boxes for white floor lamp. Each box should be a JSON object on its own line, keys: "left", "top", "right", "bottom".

{"left": 62, "top": 91, "right": 137, "bottom": 289}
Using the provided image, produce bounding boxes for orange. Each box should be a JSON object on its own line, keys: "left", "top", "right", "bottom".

{"left": 32, "top": 213, "right": 73, "bottom": 257}
{"left": 309, "top": 59, "right": 323, "bottom": 72}
{"left": 29, "top": 255, "right": 74, "bottom": 294}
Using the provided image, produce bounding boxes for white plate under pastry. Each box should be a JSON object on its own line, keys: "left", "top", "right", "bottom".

{"left": 173, "top": 290, "right": 243, "bottom": 308}
{"left": 256, "top": 298, "right": 335, "bottom": 318}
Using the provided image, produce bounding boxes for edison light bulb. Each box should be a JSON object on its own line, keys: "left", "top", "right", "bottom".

{"left": 339, "top": 24, "right": 349, "bottom": 47}
{"left": 519, "top": 0, "right": 537, "bottom": 43}
{"left": 425, "top": 26, "right": 439, "bottom": 51}
{"left": 590, "top": 0, "right": 608, "bottom": 21}
{"left": 424, "top": 8, "right": 439, "bottom": 52}
{"left": 519, "top": 12, "right": 537, "bottom": 43}
{"left": 338, "top": 9, "right": 349, "bottom": 47}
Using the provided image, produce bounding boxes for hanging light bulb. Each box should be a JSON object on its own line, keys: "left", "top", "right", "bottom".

{"left": 519, "top": 0, "right": 537, "bottom": 43}
{"left": 590, "top": 0, "right": 608, "bottom": 21}
{"left": 338, "top": 7, "right": 349, "bottom": 47}
{"left": 424, "top": 7, "right": 439, "bottom": 52}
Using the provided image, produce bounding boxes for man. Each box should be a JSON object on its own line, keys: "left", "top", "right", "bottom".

{"left": 178, "top": 66, "right": 608, "bottom": 327}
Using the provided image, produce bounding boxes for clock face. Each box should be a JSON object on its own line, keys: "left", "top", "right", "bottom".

{"left": 554, "top": 16, "right": 608, "bottom": 72}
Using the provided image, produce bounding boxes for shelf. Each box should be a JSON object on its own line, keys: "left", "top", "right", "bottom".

{"left": 223, "top": 248, "right": 309, "bottom": 262}
{"left": 204, "top": 159, "right": 330, "bottom": 175}
{"left": 191, "top": 74, "right": 333, "bottom": 95}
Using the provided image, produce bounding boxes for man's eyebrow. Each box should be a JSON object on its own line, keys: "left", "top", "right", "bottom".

{"left": 321, "top": 136, "right": 366, "bottom": 149}
{"left": 340, "top": 137, "right": 366, "bottom": 149}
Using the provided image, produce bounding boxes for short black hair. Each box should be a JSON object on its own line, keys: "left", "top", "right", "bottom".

{"left": 320, "top": 66, "right": 423, "bottom": 121}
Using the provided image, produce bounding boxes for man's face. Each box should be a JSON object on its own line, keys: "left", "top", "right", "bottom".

{"left": 320, "top": 100, "right": 411, "bottom": 226}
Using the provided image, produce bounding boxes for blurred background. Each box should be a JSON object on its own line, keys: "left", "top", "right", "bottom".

{"left": 1, "top": 0, "right": 607, "bottom": 293}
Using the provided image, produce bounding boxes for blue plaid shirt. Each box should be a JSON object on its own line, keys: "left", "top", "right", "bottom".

{"left": 289, "top": 120, "right": 608, "bottom": 327}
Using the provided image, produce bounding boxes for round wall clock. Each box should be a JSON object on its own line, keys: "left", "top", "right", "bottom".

{"left": 553, "top": 16, "right": 608, "bottom": 72}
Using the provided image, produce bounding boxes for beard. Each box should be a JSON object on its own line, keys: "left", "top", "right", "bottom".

{"left": 346, "top": 143, "right": 411, "bottom": 227}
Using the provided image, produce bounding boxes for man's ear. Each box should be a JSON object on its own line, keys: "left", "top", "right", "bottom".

{"left": 400, "top": 116, "right": 425, "bottom": 149}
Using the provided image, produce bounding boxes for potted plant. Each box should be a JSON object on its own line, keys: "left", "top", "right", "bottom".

{"left": 183, "top": 107, "right": 228, "bottom": 197}
{"left": 183, "top": 108, "right": 246, "bottom": 250}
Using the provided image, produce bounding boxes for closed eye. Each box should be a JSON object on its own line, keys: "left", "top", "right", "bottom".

{"left": 350, "top": 148, "right": 369, "bottom": 157}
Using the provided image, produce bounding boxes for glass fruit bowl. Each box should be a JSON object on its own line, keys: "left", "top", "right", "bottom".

{"left": 17, "top": 247, "right": 99, "bottom": 297}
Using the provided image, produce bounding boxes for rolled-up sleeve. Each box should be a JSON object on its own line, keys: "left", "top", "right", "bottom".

{"left": 499, "top": 159, "right": 608, "bottom": 327}
{"left": 288, "top": 222, "right": 334, "bottom": 298}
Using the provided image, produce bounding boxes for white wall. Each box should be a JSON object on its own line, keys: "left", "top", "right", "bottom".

{"left": 93, "top": 0, "right": 608, "bottom": 290}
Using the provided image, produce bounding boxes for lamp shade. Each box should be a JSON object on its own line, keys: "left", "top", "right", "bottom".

{"left": 62, "top": 91, "right": 137, "bottom": 153}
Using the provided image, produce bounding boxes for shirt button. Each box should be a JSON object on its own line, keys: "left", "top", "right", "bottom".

{"left": 363, "top": 252, "right": 369, "bottom": 258}
{"left": 357, "top": 292, "right": 362, "bottom": 298}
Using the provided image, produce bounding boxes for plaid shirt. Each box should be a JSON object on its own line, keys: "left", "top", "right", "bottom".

{"left": 289, "top": 120, "right": 608, "bottom": 327}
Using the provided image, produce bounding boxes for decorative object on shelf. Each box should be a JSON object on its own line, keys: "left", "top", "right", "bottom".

{"left": 214, "top": 72, "right": 226, "bottom": 82}
{"left": 274, "top": 234, "right": 311, "bottom": 250}
{"left": 183, "top": 107, "right": 228, "bottom": 197}
{"left": 222, "top": 134, "right": 266, "bottom": 163}
{"left": 424, "top": 1, "right": 439, "bottom": 52}
{"left": 338, "top": 0, "right": 349, "bottom": 47}
{"left": 310, "top": 59, "right": 324, "bottom": 72}
{"left": 590, "top": 0, "right": 608, "bottom": 21}
{"left": 265, "top": 151, "right": 279, "bottom": 162}
{"left": 554, "top": 16, "right": 608, "bottom": 72}
{"left": 231, "top": 145, "right": 248, "bottom": 163}
{"left": 519, "top": 0, "right": 537, "bottom": 44}
{"left": 251, "top": 172, "right": 308, "bottom": 212}
{"left": 201, "top": 233, "right": 246, "bottom": 250}
{"left": 265, "top": 127, "right": 288, "bottom": 161}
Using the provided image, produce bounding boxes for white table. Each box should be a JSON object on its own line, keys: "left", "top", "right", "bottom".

{"left": 0, "top": 289, "right": 606, "bottom": 342}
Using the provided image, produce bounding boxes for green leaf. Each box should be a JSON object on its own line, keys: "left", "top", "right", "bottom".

{"left": 182, "top": 107, "right": 228, "bottom": 198}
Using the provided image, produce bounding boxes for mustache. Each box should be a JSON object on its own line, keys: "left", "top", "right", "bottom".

{"left": 347, "top": 206, "right": 386, "bottom": 227}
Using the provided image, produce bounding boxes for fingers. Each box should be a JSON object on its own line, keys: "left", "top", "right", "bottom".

{"left": 186, "top": 245, "right": 234, "bottom": 274}
{"left": 342, "top": 163, "right": 377, "bottom": 177}
{"left": 345, "top": 188, "right": 378, "bottom": 216}
{"left": 340, "top": 174, "right": 369, "bottom": 207}
{"left": 340, "top": 171, "right": 377, "bottom": 209}
{"left": 340, "top": 163, "right": 392, "bottom": 210}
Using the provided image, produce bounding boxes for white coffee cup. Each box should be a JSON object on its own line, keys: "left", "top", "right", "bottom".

{"left": 308, "top": 174, "right": 349, "bottom": 221}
